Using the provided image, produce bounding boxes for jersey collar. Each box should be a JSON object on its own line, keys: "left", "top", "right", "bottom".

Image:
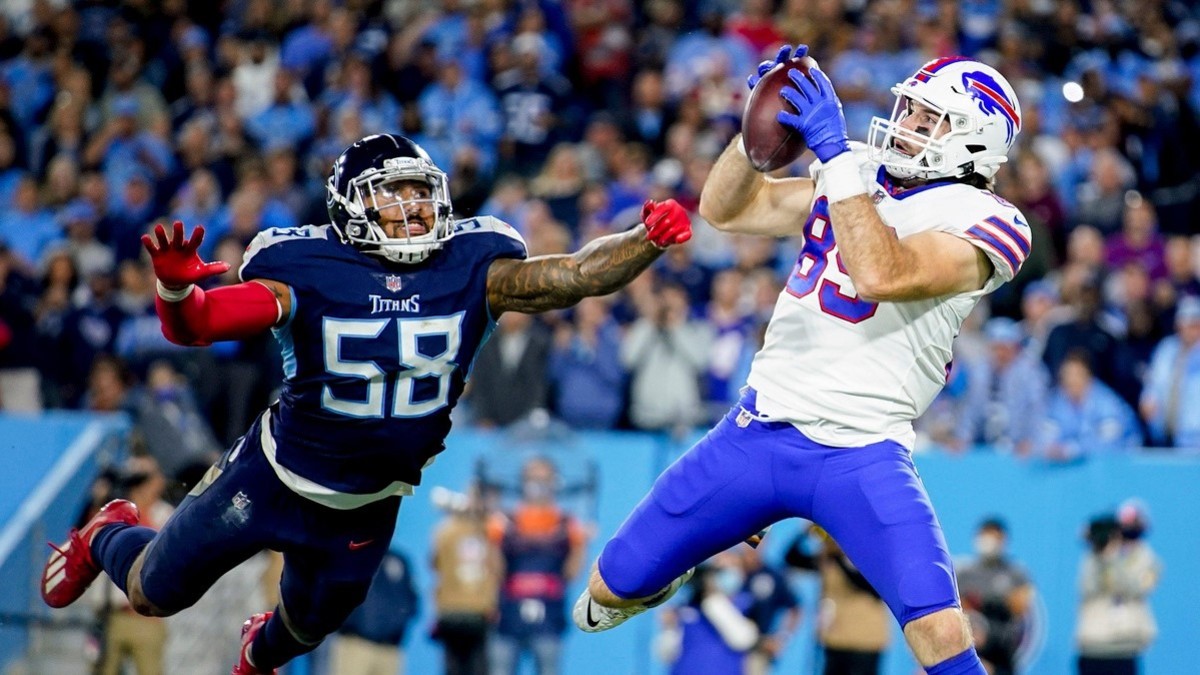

{"left": 875, "top": 166, "right": 958, "bottom": 200}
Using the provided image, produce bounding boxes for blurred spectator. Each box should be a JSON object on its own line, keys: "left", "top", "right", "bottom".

{"left": 657, "top": 240, "right": 715, "bottom": 312}
{"left": 84, "top": 353, "right": 132, "bottom": 413}
{"left": 1019, "top": 280, "right": 1063, "bottom": 361}
{"left": 1043, "top": 271, "right": 1132, "bottom": 402}
{"left": 785, "top": 526, "right": 890, "bottom": 675}
{"left": 84, "top": 94, "right": 174, "bottom": 198}
{"left": 529, "top": 144, "right": 586, "bottom": 231}
{"left": 2, "top": 25, "right": 56, "bottom": 133}
{"left": 1039, "top": 350, "right": 1140, "bottom": 461}
{"left": 494, "top": 33, "right": 575, "bottom": 176}
{"left": 619, "top": 69, "right": 675, "bottom": 157}
{"left": 320, "top": 52, "right": 401, "bottom": 138}
{"left": 331, "top": 549, "right": 420, "bottom": 675}
{"left": 132, "top": 359, "right": 222, "bottom": 484}
{"left": 0, "top": 128, "right": 23, "bottom": 205}
{"left": 566, "top": 0, "right": 633, "bottom": 110}
{"left": 704, "top": 268, "right": 755, "bottom": 419}
{"left": 97, "top": 55, "right": 168, "bottom": 130}
{"left": 466, "top": 311, "right": 551, "bottom": 428}
{"left": 1073, "top": 149, "right": 1135, "bottom": 236}
{"left": 0, "top": 244, "right": 42, "bottom": 411}
{"left": 1156, "top": 236, "right": 1200, "bottom": 315}
{"left": 244, "top": 68, "right": 316, "bottom": 152}
{"left": 487, "top": 457, "right": 589, "bottom": 675}
{"left": 231, "top": 32, "right": 279, "bottom": 121}
{"left": 0, "top": 174, "right": 60, "bottom": 270}
{"left": 954, "top": 318, "right": 1050, "bottom": 455}
{"left": 431, "top": 483, "right": 500, "bottom": 675}
{"left": 58, "top": 198, "right": 114, "bottom": 279}
{"left": 1140, "top": 296, "right": 1200, "bottom": 448}
{"left": 957, "top": 517, "right": 1034, "bottom": 675}
{"left": 655, "top": 560, "right": 760, "bottom": 675}
{"left": 169, "top": 64, "right": 217, "bottom": 130}
{"left": 417, "top": 55, "right": 502, "bottom": 176}
{"left": 92, "top": 454, "right": 173, "bottom": 675}
{"left": 547, "top": 296, "right": 625, "bottom": 430}
{"left": 1105, "top": 195, "right": 1166, "bottom": 281}
{"left": 41, "top": 150, "right": 80, "bottom": 208}
{"left": 1075, "top": 502, "right": 1161, "bottom": 675}
{"left": 621, "top": 281, "right": 712, "bottom": 431}
{"left": 734, "top": 545, "right": 801, "bottom": 675}
{"left": 1013, "top": 152, "right": 1068, "bottom": 262}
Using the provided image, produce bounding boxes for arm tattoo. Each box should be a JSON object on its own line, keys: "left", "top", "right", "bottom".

{"left": 487, "top": 226, "right": 663, "bottom": 314}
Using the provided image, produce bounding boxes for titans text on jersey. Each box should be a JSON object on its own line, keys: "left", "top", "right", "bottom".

{"left": 238, "top": 216, "right": 526, "bottom": 506}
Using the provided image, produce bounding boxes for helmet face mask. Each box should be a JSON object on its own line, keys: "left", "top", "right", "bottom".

{"left": 867, "top": 57, "right": 1021, "bottom": 182}
{"left": 327, "top": 135, "right": 454, "bottom": 264}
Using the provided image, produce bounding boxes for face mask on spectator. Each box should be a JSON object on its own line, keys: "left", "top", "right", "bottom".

{"left": 974, "top": 533, "right": 1004, "bottom": 560}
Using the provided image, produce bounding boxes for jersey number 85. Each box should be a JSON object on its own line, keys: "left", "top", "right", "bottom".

{"left": 785, "top": 197, "right": 878, "bottom": 323}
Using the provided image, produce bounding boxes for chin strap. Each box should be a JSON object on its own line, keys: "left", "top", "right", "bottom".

{"left": 156, "top": 281, "right": 283, "bottom": 346}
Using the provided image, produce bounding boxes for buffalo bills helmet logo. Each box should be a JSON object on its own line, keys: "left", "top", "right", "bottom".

{"left": 961, "top": 71, "right": 1020, "bottom": 143}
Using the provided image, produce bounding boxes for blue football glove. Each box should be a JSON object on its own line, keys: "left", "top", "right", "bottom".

{"left": 778, "top": 64, "right": 851, "bottom": 163}
{"left": 746, "top": 44, "right": 809, "bottom": 91}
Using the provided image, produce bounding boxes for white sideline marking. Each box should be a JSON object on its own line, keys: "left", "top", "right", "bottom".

{"left": 0, "top": 422, "right": 109, "bottom": 567}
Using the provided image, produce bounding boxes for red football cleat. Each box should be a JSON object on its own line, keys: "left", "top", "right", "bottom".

{"left": 232, "top": 612, "right": 277, "bottom": 675}
{"left": 42, "top": 499, "right": 140, "bottom": 608}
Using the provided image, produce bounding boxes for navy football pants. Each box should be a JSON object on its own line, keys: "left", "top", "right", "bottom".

{"left": 138, "top": 412, "right": 400, "bottom": 640}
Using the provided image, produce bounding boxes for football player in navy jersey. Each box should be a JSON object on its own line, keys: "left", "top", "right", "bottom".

{"left": 41, "top": 134, "right": 692, "bottom": 675}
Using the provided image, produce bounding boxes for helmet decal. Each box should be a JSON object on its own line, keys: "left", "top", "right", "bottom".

{"left": 913, "top": 56, "right": 973, "bottom": 82}
{"left": 961, "top": 70, "right": 1020, "bottom": 143}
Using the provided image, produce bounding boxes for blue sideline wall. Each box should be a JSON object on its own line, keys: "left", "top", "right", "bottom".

{"left": 0, "top": 412, "right": 128, "bottom": 671}
{"left": 395, "top": 430, "right": 1200, "bottom": 675}
{"left": 4, "top": 418, "right": 1199, "bottom": 674}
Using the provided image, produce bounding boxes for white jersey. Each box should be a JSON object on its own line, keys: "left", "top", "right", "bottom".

{"left": 747, "top": 145, "right": 1031, "bottom": 449}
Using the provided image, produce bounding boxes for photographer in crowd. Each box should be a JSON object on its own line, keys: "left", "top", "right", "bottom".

{"left": 1075, "top": 502, "right": 1162, "bottom": 675}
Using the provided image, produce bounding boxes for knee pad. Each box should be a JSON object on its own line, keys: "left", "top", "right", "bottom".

{"left": 598, "top": 536, "right": 664, "bottom": 599}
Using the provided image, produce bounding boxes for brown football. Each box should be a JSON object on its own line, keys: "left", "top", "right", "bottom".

{"left": 741, "top": 56, "right": 816, "bottom": 172}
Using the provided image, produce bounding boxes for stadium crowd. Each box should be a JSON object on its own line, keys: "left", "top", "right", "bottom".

{"left": 0, "top": 0, "right": 1198, "bottom": 494}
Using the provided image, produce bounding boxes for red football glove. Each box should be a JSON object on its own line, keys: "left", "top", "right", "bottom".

{"left": 141, "top": 221, "right": 231, "bottom": 289}
{"left": 641, "top": 199, "right": 692, "bottom": 248}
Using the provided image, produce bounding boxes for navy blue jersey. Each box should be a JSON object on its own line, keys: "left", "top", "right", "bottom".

{"left": 239, "top": 217, "right": 526, "bottom": 494}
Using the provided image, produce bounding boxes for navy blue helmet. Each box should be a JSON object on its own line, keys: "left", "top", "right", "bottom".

{"left": 326, "top": 134, "right": 454, "bottom": 264}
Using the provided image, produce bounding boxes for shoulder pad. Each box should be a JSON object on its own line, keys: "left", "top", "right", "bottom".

{"left": 240, "top": 225, "right": 334, "bottom": 282}
{"left": 453, "top": 216, "right": 527, "bottom": 247}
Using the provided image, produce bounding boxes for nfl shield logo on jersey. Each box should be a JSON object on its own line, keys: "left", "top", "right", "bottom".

{"left": 385, "top": 275, "right": 403, "bottom": 293}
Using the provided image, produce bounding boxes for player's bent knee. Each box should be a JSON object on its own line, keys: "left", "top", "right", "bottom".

{"left": 903, "top": 608, "right": 971, "bottom": 661}
{"left": 125, "top": 552, "right": 176, "bottom": 618}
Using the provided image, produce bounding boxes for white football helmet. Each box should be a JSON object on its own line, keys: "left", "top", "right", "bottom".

{"left": 867, "top": 57, "right": 1021, "bottom": 181}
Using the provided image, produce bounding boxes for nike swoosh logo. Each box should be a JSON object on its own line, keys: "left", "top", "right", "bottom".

{"left": 348, "top": 539, "right": 375, "bottom": 551}
{"left": 585, "top": 598, "right": 602, "bottom": 628}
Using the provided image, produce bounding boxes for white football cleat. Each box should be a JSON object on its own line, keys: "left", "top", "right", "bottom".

{"left": 574, "top": 568, "right": 694, "bottom": 633}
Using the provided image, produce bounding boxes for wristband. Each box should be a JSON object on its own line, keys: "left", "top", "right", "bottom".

{"left": 156, "top": 280, "right": 196, "bottom": 302}
{"left": 820, "top": 152, "right": 868, "bottom": 204}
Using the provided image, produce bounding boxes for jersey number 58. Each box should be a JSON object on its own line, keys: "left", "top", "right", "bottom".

{"left": 320, "top": 314, "right": 463, "bottom": 418}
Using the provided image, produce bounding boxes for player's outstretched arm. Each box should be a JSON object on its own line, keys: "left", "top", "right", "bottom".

{"left": 142, "top": 222, "right": 289, "bottom": 346}
{"left": 698, "top": 135, "right": 815, "bottom": 237}
{"left": 828, "top": 195, "right": 993, "bottom": 302}
{"left": 486, "top": 200, "right": 691, "bottom": 315}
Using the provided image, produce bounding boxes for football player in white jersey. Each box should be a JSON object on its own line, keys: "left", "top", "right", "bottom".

{"left": 572, "top": 46, "right": 1030, "bottom": 675}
